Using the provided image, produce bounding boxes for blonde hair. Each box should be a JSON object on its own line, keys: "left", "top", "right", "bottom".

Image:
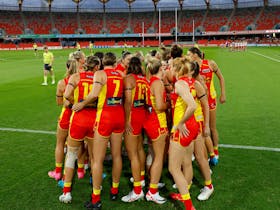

{"left": 146, "top": 56, "right": 161, "bottom": 75}
{"left": 72, "top": 51, "right": 85, "bottom": 62}
{"left": 172, "top": 57, "right": 191, "bottom": 77}
{"left": 66, "top": 59, "right": 78, "bottom": 77}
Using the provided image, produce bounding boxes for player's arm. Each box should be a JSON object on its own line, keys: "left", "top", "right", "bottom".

{"left": 210, "top": 60, "right": 226, "bottom": 104}
{"left": 63, "top": 74, "right": 79, "bottom": 108}
{"left": 124, "top": 75, "right": 135, "bottom": 134}
{"left": 153, "top": 80, "right": 169, "bottom": 112}
{"left": 72, "top": 70, "right": 105, "bottom": 112}
{"left": 174, "top": 81, "right": 197, "bottom": 137}
{"left": 195, "top": 80, "right": 210, "bottom": 137}
{"left": 56, "top": 79, "right": 66, "bottom": 106}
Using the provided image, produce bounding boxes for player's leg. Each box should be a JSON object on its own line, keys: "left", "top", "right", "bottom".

{"left": 210, "top": 109, "right": 219, "bottom": 158}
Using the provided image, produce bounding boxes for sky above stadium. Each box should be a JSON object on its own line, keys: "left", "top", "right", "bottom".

{"left": 0, "top": 0, "right": 279, "bottom": 10}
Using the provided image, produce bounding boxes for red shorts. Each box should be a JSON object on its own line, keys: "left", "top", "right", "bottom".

{"left": 143, "top": 112, "right": 168, "bottom": 140}
{"left": 58, "top": 107, "right": 72, "bottom": 130}
{"left": 69, "top": 108, "right": 96, "bottom": 140}
{"left": 130, "top": 108, "right": 146, "bottom": 135}
{"left": 171, "top": 116, "right": 199, "bottom": 147}
{"left": 95, "top": 107, "right": 125, "bottom": 137}
{"left": 208, "top": 96, "right": 217, "bottom": 111}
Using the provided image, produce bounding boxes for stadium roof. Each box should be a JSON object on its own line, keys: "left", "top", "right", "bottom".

{"left": 0, "top": 0, "right": 279, "bottom": 11}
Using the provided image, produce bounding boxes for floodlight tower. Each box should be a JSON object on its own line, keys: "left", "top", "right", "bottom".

{"left": 46, "top": 0, "right": 53, "bottom": 12}
{"left": 72, "top": 0, "right": 83, "bottom": 13}
{"left": 124, "top": 0, "right": 135, "bottom": 33}
{"left": 205, "top": 0, "right": 210, "bottom": 10}
{"left": 18, "top": 0, "right": 23, "bottom": 12}
{"left": 99, "top": 0, "right": 110, "bottom": 33}
{"left": 152, "top": 0, "right": 160, "bottom": 32}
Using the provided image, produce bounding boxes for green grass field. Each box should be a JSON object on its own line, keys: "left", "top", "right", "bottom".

{"left": 0, "top": 47, "right": 279, "bottom": 210}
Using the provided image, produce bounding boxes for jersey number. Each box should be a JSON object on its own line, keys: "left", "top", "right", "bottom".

{"left": 113, "top": 80, "right": 121, "bottom": 97}
{"left": 137, "top": 83, "right": 147, "bottom": 100}
{"left": 82, "top": 82, "right": 93, "bottom": 99}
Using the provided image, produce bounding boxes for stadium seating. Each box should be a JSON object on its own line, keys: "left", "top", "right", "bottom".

{"left": 0, "top": 10, "right": 23, "bottom": 35}
{"left": 23, "top": 12, "right": 52, "bottom": 34}
{"left": 229, "top": 7, "right": 260, "bottom": 31}
{"left": 256, "top": 6, "right": 280, "bottom": 30}
{"left": 179, "top": 10, "right": 204, "bottom": 33}
{"left": 0, "top": 7, "right": 280, "bottom": 37}
{"left": 203, "top": 10, "right": 231, "bottom": 31}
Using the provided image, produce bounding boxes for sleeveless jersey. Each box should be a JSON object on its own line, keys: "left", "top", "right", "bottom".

{"left": 131, "top": 74, "right": 149, "bottom": 110}
{"left": 147, "top": 76, "right": 167, "bottom": 128}
{"left": 199, "top": 60, "right": 217, "bottom": 99}
{"left": 96, "top": 68, "right": 123, "bottom": 119}
{"left": 171, "top": 77, "right": 198, "bottom": 132}
{"left": 73, "top": 71, "right": 94, "bottom": 104}
{"left": 185, "top": 77, "right": 204, "bottom": 122}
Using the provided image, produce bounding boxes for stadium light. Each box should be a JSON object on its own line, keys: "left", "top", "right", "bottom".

{"left": 18, "top": 0, "right": 23, "bottom": 11}
{"left": 124, "top": 0, "right": 136, "bottom": 31}
{"left": 99, "top": 0, "right": 110, "bottom": 33}
{"left": 178, "top": 0, "right": 184, "bottom": 11}
{"left": 152, "top": 0, "right": 160, "bottom": 11}
{"left": 204, "top": 0, "right": 210, "bottom": 10}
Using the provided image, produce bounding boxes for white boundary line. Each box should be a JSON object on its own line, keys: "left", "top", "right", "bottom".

{"left": 249, "top": 50, "right": 280, "bottom": 63}
{"left": 0, "top": 127, "right": 56, "bottom": 135}
{"left": 1, "top": 127, "right": 280, "bottom": 152}
{"left": 219, "top": 144, "right": 280, "bottom": 152}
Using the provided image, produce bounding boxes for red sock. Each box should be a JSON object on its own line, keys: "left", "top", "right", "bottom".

{"left": 91, "top": 193, "right": 100, "bottom": 203}
{"left": 149, "top": 183, "right": 158, "bottom": 194}
{"left": 110, "top": 187, "right": 118, "bottom": 195}
{"left": 206, "top": 183, "right": 213, "bottom": 189}
{"left": 63, "top": 186, "right": 71, "bottom": 194}
{"left": 214, "top": 148, "right": 219, "bottom": 156}
{"left": 55, "top": 166, "right": 62, "bottom": 173}
{"left": 183, "top": 199, "right": 193, "bottom": 210}
{"left": 77, "top": 167, "right": 84, "bottom": 173}
{"left": 133, "top": 182, "right": 142, "bottom": 194}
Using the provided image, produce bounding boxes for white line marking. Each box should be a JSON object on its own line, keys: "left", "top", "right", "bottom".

{"left": 1, "top": 127, "right": 280, "bottom": 152}
{"left": 250, "top": 51, "right": 280, "bottom": 63}
{"left": 219, "top": 144, "right": 280, "bottom": 152}
{"left": 0, "top": 127, "right": 56, "bottom": 135}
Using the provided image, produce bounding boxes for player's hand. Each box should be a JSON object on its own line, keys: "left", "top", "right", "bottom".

{"left": 175, "top": 123, "right": 189, "bottom": 138}
{"left": 125, "top": 122, "right": 133, "bottom": 135}
{"left": 203, "top": 125, "right": 210, "bottom": 137}
{"left": 63, "top": 100, "right": 71, "bottom": 108}
{"left": 220, "top": 94, "right": 226, "bottom": 104}
{"left": 72, "top": 102, "right": 84, "bottom": 112}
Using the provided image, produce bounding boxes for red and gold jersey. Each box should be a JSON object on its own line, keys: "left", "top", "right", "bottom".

{"left": 185, "top": 77, "right": 203, "bottom": 122}
{"left": 131, "top": 74, "right": 149, "bottom": 110}
{"left": 200, "top": 60, "right": 217, "bottom": 99}
{"left": 97, "top": 68, "right": 123, "bottom": 111}
{"left": 115, "top": 63, "right": 126, "bottom": 75}
{"left": 146, "top": 76, "right": 167, "bottom": 127}
{"left": 171, "top": 76, "right": 199, "bottom": 132}
{"left": 73, "top": 71, "right": 94, "bottom": 104}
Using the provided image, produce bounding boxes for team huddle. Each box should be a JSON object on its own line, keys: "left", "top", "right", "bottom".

{"left": 47, "top": 44, "right": 226, "bottom": 210}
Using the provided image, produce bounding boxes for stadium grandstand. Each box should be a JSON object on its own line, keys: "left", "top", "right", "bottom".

{"left": 0, "top": 0, "right": 279, "bottom": 49}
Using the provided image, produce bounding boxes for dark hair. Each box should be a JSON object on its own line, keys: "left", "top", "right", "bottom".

{"left": 149, "top": 50, "right": 157, "bottom": 57}
{"left": 103, "top": 52, "right": 116, "bottom": 66}
{"left": 84, "top": 56, "right": 100, "bottom": 71}
{"left": 127, "top": 56, "right": 143, "bottom": 75}
{"left": 191, "top": 61, "right": 200, "bottom": 78}
{"left": 94, "top": 52, "right": 104, "bottom": 70}
{"left": 171, "top": 44, "right": 183, "bottom": 59}
{"left": 188, "top": 47, "right": 203, "bottom": 59}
